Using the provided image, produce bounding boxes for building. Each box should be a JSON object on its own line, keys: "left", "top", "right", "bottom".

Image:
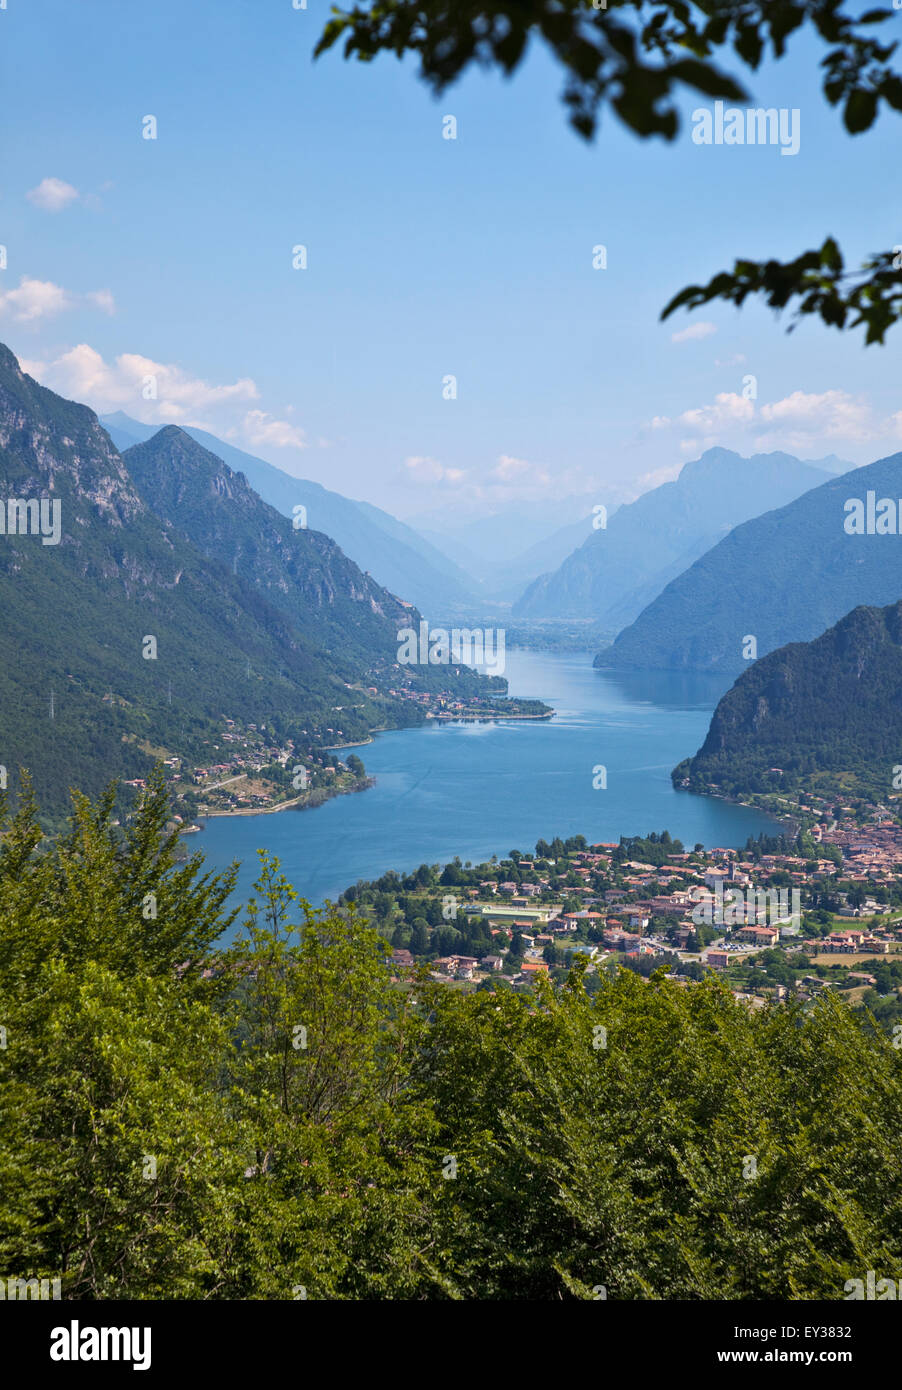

{"left": 563, "top": 943, "right": 598, "bottom": 960}
{"left": 735, "top": 925, "right": 779, "bottom": 947}
{"left": 559, "top": 910, "right": 603, "bottom": 929}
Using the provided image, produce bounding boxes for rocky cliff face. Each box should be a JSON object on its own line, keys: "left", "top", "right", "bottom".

{"left": 0, "top": 345, "right": 502, "bottom": 811}
{"left": 123, "top": 425, "right": 413, "bottom": 666}
{"left": 0, "top": 347, "right": 376, "bottom": 808}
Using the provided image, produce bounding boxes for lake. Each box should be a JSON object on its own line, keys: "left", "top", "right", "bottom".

{"left": 194, "top": 650, "right": 782, "bottom": 921}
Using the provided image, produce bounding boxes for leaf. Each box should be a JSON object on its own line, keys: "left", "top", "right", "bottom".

{"left": 844, "top": 87, "right": 879, "bottom": 133}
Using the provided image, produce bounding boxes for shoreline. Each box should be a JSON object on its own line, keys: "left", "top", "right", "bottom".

{"left": 202, "top": 704, "right": 554, "bottom": 823}
{"left": 198, "top": 777, "right": 374, "bottom": 822}
{"left": 427, "top": 710, "right": 556, "bottom": 723}
{"left": 200, "top": 796, "right": 307, "bottom": 819}
{"left": 674, "top": 778, "right": 798, "bottom": 838}
{"left": 329, "top": 707, "right": 555, "bottom": 747}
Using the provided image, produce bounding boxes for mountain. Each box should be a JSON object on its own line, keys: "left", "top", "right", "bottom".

{"left": 813, "top": 454, "right": 855, "bottom": 474}
{"left": 489, "top": 515, "right": 601, "bottom": 602}
{"left": 410, "top": 496, "right": 605, "bottom": 568}
{"left": 123, "top": 427, "right": 410, "bottom": 675}
{"left": 599, "top": 451, "right": 902, "bottom": 675}
{"left": 673, "top": 600, "right": 902, "bottom": 801}
{"left": 0, "top": 352, "right": 390, "bottom": 811}
{"left": 100, "top": 413, "right": 475, "bottom": 613}
{"left": 419, "top": 512, "right": 603, "bottom": 603}
{"left": 122, "top": 426, "right": 490, "bottom": 700}
{"left": 0, "top": 352, "right": 495, "bottom": 815}
{"left": 598, "top": 534, "right": 724, "bottom": 633}
{"left": 100, "top": 412, "right": 154, "bottom": 451}
{"left": 513, "top": 449, "right": 833, "bottom": 624}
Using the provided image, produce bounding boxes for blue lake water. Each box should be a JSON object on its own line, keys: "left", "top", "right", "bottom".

{"left": 195, "top": 650, "right": 781, "bottom": 921}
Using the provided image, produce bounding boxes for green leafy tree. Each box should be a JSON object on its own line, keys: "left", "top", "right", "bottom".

{"left": 5, "top": 775, "right": 902, "bottom": 1300}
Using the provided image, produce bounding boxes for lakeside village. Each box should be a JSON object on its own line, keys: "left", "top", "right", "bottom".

{"left": 121, "top": 681, "right": 551, "bottom": 823}
{"left": 123, "top": 719, "right": 370, "bottom": 824}
{"left": 341, "top": 806, "right": 902, "bottom": 1035}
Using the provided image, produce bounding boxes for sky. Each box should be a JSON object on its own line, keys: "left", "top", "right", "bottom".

{"left": 2, "top": 0, "right": 901, "bottom": 524}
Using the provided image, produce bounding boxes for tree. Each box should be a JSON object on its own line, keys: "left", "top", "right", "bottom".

{"left": 0, "top": 770, "right": 244, "bottom": 1297}
{"left": 6, "top": 773, "right": 902, "bottom": 1300}
{"left": 411, "top": 921, "right": 431, "bottom": 954}
{"left": 316, "top": 0, "right": 902, "bottom": 343}
{"left": 410, "top": 963, "right": 902, "bottom": 1297}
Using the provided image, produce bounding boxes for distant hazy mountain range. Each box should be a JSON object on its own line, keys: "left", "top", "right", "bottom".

{"left": 418, "top": 510, "right": 610, "bottom": 604}
{"left": 101, "top": 412, "right": 476, "bottom": 615}
{"left": 674, "top": 599, "right": 902, "bottom": 801}
{"left": 513, "top": 449, "right": 844, "bottom": 624}
{"left": 599, "top": 451, "right": 902, "bottom": 675}
{"left": 0, "top": 350, "right": 497, "bottom": 813}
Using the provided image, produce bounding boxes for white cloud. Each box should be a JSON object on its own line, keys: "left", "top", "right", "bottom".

{"left": 490, "top": 454, "right": 551, "bottom": 486}
{"left": 85, "top": 289, "right": 116, "bottom": 316}
{"left": 402, "top": 452, "right": 604, "bottom": 509}
{"left": 0, "top": 277, "right": 71, "bottom": 322}
{"left": 677, "top": 392, "right": 755, "bottom": 432}
{"left": 20, "top": 343, "right": 326, "bottom": 467}
{"left": 26, "top": 177, "right": 80, "bottom": 212}
{"left": 758, "top": 389, "right": 872, "bottom": 441}
{"left": 679, "top": 436, "right": 715, "bottom": 455}
{"left": 242, "top": 409, "right": 307, "bottom": 450}
{"left": 647, "top": 388, "right": 872, "bottom": 445}
{"left": 671, "top": 321, "right": 717, "bottom": 345}
{"left": 404, "top": 455, "right": 467, "bottom": 486}
{"left": 25, "top": 343, "right": 259, "bottom": 420}
{"left": 485, "top": 454, "right": 599, "bottom": 502}
{"left": 643, "top": 384, "right": 901, "bottom": 464}
{"left": 715, "top": 353, "right": 747, "bottom": 367}
{"left": 0, "top": 277, "right": 116, "bottom": 323}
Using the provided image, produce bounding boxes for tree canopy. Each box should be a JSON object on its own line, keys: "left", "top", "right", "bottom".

{"left": 3, "top": 770, "right": 902, "bottom": 1297}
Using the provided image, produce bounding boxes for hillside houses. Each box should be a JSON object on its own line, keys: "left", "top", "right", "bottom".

{"left": 342, "top": 818, "right": 902, "bottom": 1011}
{"left": 804, "top": 930, "right": 889, "bottom": 955}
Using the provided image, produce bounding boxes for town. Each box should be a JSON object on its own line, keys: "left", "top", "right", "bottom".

{"left": 340, "top": 805, "right": 902, "bottom": 1034}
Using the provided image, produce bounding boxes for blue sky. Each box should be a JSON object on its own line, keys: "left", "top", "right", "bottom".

{"left": 2, "top": 0, "right": 901, "bottom": 522}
